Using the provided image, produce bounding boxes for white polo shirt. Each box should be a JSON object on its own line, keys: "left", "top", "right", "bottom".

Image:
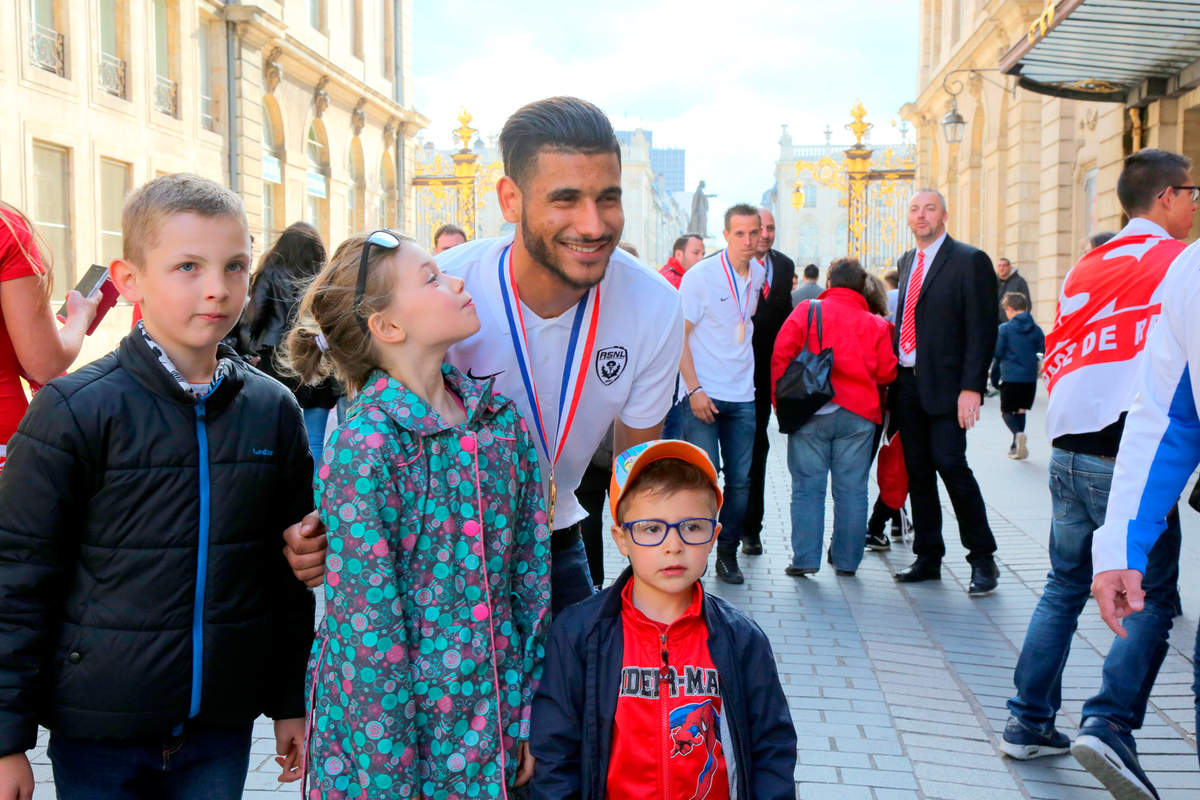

{"left": 679, "top": 250, "right": 765, "bottom": 403}
{"left": 440, "top": 235, "right": 684, "bottom": 529}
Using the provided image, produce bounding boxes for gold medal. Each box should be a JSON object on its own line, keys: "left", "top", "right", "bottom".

{"left": 547, "top": 474, "right": 557, "bottom": 532}
{"left": 737, "top": 321, "right": 745, "bottom": 344}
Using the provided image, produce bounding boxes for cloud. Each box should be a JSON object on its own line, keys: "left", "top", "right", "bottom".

{"left": 411, "top": 0, "right": 918, "bottom": 220}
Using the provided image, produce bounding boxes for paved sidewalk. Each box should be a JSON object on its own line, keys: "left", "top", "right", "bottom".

{"left": 31, "top": 394, "right": 1200, "bottom": 798}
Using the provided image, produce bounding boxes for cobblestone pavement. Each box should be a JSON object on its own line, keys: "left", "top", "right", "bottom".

{"left": 31, "top": 395, "right": 1200, "bottom": 798}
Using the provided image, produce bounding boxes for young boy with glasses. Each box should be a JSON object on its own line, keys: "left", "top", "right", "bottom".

{"left": 530, "top": 440, "right": 796, "bottom": 799}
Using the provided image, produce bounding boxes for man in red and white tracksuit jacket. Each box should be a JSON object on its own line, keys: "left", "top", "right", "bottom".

{"left": 1004, "top": 148, "right": 1196, "bottom": 800}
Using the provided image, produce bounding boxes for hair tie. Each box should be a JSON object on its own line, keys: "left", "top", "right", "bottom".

{"left": 315, "top": 333, "right": 329, "bottom": 353}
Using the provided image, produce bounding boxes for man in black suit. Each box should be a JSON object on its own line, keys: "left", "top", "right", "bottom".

{"left": 743, "top": 206, "right": 796, "bottom": 554}
{"left": 892, "top": 189, "right": 1000, "bottom": 595}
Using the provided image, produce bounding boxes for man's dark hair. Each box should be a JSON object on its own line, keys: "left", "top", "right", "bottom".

{"left": 499, "top": 97, "right": 621, "bottom": 188}
{"left": 883, "top": 268, "right": 899, "bottom": 289}
{"left": 997, "top": 256, "right": 1011, "bottom": 265}
{"left": 827, "top": 257, "right": 866, "bottom": 293}
{"left": 433, "top": 223, "right": 466, "bottom": 246}
{"left": 1002, "top": 292, "right": 1030, "bottom": 313}
{"left": 673, "top": 233, "right": 702, "bottom": 255}
{"left": 1090, "top": 231, "right": 1117, "bottom": 249}
{"left": 723, "top": 203, "right": 760, "bottom": 231}
{"left": 1117, "top": 148, "right": 1192, "bottom": 215}
{"left": 803, "top": 264, "right": 819, "bottom": 280}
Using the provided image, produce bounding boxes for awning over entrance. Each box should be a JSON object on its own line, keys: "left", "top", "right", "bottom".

{"left": 1000, "top": 0, "right": 1200, "bottom": 104}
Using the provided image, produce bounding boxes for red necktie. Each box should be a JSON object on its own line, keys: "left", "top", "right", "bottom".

{"left": 899, "top": 250, "right": 925, "bottom": 354}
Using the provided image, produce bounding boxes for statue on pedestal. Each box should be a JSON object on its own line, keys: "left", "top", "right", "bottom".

{"left": 688, "top": 180, "right": 716, "bottom": 237}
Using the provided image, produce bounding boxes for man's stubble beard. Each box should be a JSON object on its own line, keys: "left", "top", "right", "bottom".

{"left": 521, "top": 215, "right": 609, "bottom": 292}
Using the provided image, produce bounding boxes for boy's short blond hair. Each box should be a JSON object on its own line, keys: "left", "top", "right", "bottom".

{"left": 121, "top": 174, "right": 247, "bottom": 266}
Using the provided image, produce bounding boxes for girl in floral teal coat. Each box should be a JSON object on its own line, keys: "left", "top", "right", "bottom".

{"left": 286, "top": 231, "right": 551, "bottom": 799}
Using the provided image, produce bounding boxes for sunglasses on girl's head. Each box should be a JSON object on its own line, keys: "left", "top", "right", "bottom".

{"left": 355, "top": 229, "right": 403, "bottom": 333}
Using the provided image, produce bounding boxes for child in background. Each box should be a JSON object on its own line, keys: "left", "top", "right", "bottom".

{"left": 0, "top": 174, "right": 315, "bottom": 799}
{"left": 992, "top": 292, "right": 1046, "bottom": 460}
{"left": 531, "top": 440, "right": 797, "bottom": 799}
{"left": 290, "top": 230, "right": 550, "bottom": 798}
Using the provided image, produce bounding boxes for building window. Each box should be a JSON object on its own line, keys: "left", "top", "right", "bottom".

{"left": 308, "top": 0, "right": 324, "bottom": 32}
{"left": 98, "top": 0, "right": 127, "bottom": 97}
{"left": 32, "top": 141, "right": 72, "bottom": 290}
{"left": 347, "top": 140, "right": 365, "bottom": 235}
{"left": 152, "top": 0, "right": 179, "bottom": 117}
{"left": 1083, "top": 168, "right": 1098, "bottom": 239}
{"left": 306, "top": 122, "right": 330, "bottom": 240}
{"left": 30, "top": 0, "right": 66, "bottom": 77}
{"left": 261, "top": 100, "right": 284, "bottom": 248}
{"left": 379, "top": 152, "right": 396, "bottom": 226}
{"left": 99, "top": 158, "right": 130, "bottom": 266}
{"left": 198, "top": 19, "right": 218, "bottom": 131}
{"left": 379, "top": 0, "right": 393, "bottom": 77}
{"left": 347, "top": 0, "right": 362, "bottom": 58}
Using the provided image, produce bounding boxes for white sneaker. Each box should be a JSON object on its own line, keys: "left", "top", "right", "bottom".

{"left": 1015, "top": 433, "right": 1028, "bottom": 460}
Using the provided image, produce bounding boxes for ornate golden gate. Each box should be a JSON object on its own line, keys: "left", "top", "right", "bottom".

{"left": 412, "top": 110, "right": 504, "bottom": 247}
{"left": 791, "top": 103, "right": 916, "bottom": 272}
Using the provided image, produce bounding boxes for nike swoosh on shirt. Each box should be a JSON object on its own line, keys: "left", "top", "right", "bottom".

{"left": 467, "top": 368, "right": 504, "bottom": 381}
{"left": 719, "top": 296, "right": 730, "bottom": 302}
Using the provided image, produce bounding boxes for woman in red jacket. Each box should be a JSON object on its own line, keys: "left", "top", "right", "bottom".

{"left": 771, "top": 257, "right": 897, "bottom": 576}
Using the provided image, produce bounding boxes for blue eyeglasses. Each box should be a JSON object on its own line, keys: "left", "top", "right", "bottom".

{"left": 621, "top": 517, "right": 718, "bottom": 547}
{"left": 355, "top": 229, "right": 403, "bottom": 332}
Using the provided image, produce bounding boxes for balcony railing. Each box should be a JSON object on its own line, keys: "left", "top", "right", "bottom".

{"left": 200, "top": 94, "right": 217, "bottom": 132}
{"left": 98, "top": 53, "right": 126, "bottom": 98}
{"left": 154, "top": 74, "right": 178, "bottom": 118}
{"left": 29, "top": 22, "right": 65, "bottom": 77}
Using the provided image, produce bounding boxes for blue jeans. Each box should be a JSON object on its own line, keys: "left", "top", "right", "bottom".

{"left": 551, "top": 533, "right": 594, "bottom": 614}
{"left": 682, "top": 399, "right": 756, "bottom": 556}
{"left": 49, "top": 723, "right": 252, "bottom": 800}
{"left": 303, "top": 406, "right": 330, "bottom": 471}
{"left": 785, "top": 408, "right": 875, "bottom": 572}
{"left": 1008, "top": 449, "right": 1180, "bottom": 742}
{"left": 662, "top": 398, "right": 686, "bottom": 440}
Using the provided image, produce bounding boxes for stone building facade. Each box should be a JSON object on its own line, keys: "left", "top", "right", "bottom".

{"left": 2, "top": 0, "right": 426, "bottom": 305}
{"left": 904, "top": 0, "right": 1200, "bottom": 324}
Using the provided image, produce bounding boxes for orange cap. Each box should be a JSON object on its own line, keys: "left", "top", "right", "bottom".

{"left": 608, "top": 439, "right": 723, "bottom": 521}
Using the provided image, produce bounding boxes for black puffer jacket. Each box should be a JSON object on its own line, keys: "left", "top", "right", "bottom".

{"left": 0, "top": 333, "right": 315, "bottom": 756}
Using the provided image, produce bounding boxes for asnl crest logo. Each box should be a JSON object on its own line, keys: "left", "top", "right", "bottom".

{"left": 596, "top": 346, "right": 628, "bottom": 385}
{"left": 670, "top": 700, "right": 723, "bottom": 800}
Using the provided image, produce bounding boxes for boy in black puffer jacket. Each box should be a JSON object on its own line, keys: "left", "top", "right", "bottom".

{"left": 0, "top": 174, "right": 315, "bottom": 799}
{"left": 991, "top": 292, "right": 1047, "bottom": 460}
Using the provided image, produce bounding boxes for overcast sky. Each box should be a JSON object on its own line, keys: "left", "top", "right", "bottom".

{"left": 411, "top": 0, "right": 919, "bottom": 221}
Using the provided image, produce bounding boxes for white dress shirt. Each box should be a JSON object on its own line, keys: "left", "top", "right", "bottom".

{"left": 898, "top": 230, "right": 947, "bottom": 368}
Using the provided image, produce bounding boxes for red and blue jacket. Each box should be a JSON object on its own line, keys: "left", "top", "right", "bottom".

{"left": 530, "top": 568, "right": 797, "bottom": 799}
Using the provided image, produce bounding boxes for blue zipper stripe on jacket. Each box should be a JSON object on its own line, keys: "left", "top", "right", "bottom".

{"left": 189, "top": 377, "right": 223, "bottom": 719}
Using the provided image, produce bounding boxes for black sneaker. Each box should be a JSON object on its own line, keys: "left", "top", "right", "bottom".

{"left": 715, "top": 554, "right": 744, "bottom": 584}
{"left": 865, "top": 531, "right": 891, "bottom": 551}
{"left": 1072, "top": 719, "right": 1159, "bottom": 800}
{"left": 740, "top": 537, "right": 763, "bottom": 556}
{"left": 999, "top": 716, "right": 1070, "bottom": 760}
{"left": 784, "top": 565, "right": 818, "bottom": 577}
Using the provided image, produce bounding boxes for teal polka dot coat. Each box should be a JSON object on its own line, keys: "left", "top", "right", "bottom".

{"left": 304, "top": 366, "right": 551, "bottom": 799}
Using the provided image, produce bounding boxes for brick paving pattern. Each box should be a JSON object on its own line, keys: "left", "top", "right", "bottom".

{"left": 31, "top": 395, "right": 1200, "bottom": 798}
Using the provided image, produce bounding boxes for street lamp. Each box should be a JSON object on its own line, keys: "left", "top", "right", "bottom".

{"left": 942, "top": 98, "right": 966, "bottom": 144}
{"left": 940, "top": 68, "right": 1015, "bottom": 144}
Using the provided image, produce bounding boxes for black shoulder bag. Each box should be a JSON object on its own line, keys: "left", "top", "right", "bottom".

{"left": 775, "top": 300, "right": 835, "bottom": 434}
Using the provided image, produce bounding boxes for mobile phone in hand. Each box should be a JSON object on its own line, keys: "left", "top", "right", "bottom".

{"left": 57, "top": 264, "right": 120, "bottom": 335}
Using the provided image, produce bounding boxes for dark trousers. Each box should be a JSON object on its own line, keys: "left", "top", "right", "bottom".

{"left": 893, "top": 370, "right": 996, "bottom": 565}
{"left": 49, "top": 723, "right": 252, "bottom": 800}
{"left": 743, "top": 388, "right": 773, "bottom": 543}
{"left": 576, "top": 461, "right": 612, "bottom": 587}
